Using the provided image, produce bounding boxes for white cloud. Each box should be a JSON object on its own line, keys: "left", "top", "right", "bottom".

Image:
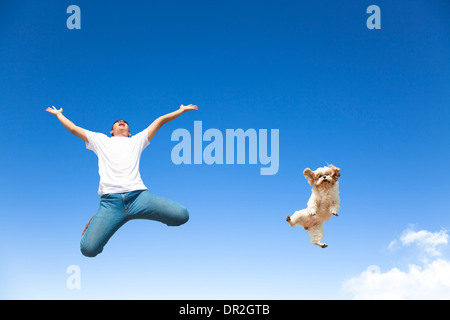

{"left": 342, "top": 259, "right": 450, "bottom": 299}
{"left": 388, "top": 226, "right": 448, "bottom": 257}
{"left": 343, "top": 227, "right": 450, "bottom": 299}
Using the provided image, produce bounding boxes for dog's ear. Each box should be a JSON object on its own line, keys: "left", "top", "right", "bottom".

{"left": 329, "top": 164, "right": 341, "bottom": 180}
{"left": 303, "top": 168, "right": 315, "bottom": 186}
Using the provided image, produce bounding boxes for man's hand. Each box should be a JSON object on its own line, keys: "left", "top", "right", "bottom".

{"left": 180, "top": 104, "right": 198, "bottom": 112}
{"left": 46, "top": 106, "right": 63, "bottom": 115}
{"left": 147, "top": 104, "right": 198, "bottom": 142}
{"left": 46, "top": 106, "right": 88, "bottom": 142}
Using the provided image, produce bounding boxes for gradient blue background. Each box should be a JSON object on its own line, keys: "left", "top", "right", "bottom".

{"left": 1, "top": 0, "right": 449, "bottom": 299}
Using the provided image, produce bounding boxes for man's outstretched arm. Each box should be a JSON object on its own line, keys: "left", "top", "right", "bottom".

{"left": 46, "top": 106, "right": 88, "bottom": 142}
{"left": 146, "top": 104, "right": 198, "bottom": 142}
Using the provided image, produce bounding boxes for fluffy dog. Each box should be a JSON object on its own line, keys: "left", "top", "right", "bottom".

{"left": 286, "top": 164, "right": 340, "bottom": 248}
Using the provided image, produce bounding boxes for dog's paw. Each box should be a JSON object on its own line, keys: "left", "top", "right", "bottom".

{"left": 286, "top": 215, "right": 295, "bottom": 227}
{"left": 331, "top": 210, "right": 338, "bottom": 216}
{"left": 314, "top": 242, "right": 328, "bottom": 248}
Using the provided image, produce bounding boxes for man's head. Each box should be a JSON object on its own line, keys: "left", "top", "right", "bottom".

{"left": 111, "top": 120, "right": 131, "bottom": 137}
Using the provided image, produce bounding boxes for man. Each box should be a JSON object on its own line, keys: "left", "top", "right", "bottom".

{"left": 46, "top": 104, "right": 198, "bottom": 257}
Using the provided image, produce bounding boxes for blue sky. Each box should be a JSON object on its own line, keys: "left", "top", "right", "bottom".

{"left": 1, "top": 0, "right": 449, "bottom": 299}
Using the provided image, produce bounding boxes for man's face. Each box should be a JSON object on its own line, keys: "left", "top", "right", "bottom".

{"left": 111, "top": 120, "right": 131, "bottom": 137}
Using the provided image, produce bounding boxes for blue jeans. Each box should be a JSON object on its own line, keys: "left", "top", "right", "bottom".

{"left": 80, "top": 190, "right": 189, "bottom": 257}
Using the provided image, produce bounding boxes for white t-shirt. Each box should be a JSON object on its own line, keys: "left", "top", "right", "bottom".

{"left": 85, "top": 128, "right": 150, "bottom": 195}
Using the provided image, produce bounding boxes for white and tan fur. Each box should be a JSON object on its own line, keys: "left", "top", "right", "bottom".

{"left": 286, "top": 164, "right": 340, "bottom": 248}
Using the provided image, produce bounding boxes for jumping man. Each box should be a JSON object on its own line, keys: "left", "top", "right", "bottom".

{"left": 46, "top": 104, "right": 198, "bottom": 257}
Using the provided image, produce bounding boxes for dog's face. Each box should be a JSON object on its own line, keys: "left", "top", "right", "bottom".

{"left": 303, "top": 164, "right": 340, "bottom": 188}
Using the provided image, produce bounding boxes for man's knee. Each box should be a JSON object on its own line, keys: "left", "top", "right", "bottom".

{"left": 80, "top": 241, "right": 103, "bottom": 258}
{"left": 171, "top": 206, "right": 189, "bottom": 226}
